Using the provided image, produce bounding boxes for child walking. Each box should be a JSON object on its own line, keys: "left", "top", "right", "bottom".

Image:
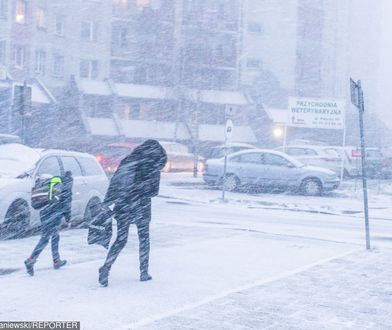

{"left": 25, "top": 171, "right": 73, "bottom": 276}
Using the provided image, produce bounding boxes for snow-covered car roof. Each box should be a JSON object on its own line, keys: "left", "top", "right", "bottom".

{"left": 211, "top": 143, "right": 256, "bottom": 149}
{"left": 226, "top": 148, "right": 304, "bottom": 167}
{"left": 284, "top": 145, "right": 330, "bottom": 150}
{"left": 0, "top": 144, "right": 97, "bottom": 179}
{"left": 35, "top": 148, "right": 96, "bottom": 159}
{"left": 0, "top": 144, "right": 41, "bottom": 178}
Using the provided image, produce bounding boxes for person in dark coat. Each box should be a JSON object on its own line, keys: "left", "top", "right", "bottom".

{"left": 99, "top": 140, "right": 167, "bottom": 287}
{"left": 24, "top": 171, "right": 73, "bottom": 276}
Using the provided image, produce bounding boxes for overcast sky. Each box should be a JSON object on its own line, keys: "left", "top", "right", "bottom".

{"left": 378, "top": 0, "right": 392, "bottom": 128}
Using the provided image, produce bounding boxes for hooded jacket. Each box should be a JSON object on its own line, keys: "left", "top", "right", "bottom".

{"left": 104, "top": 140, "right": 167, "bottom": 216}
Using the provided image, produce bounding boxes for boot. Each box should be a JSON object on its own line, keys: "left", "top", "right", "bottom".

{"left": 53, "top": 259, "right": 67, "bottom": 270}
{"left": 99, "top": 266, "right": 110, "bottom": 287}
{"left": 24, "top": 258, "right": 36, "bottom": 276}
{"left": 140, "top": 272, "right": 152, "bottom": 282}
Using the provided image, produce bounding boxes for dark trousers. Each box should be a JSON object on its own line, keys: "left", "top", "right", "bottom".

{"left": 103, "top": 221, "right": 150, "bottom": 275}
{"left": 30, "top": 225, "right": 60, "bottom": 262}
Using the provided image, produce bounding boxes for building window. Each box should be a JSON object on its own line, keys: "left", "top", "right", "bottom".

{"left": 13, "top": 45, "right": 24, "bottom": 68}
{"left": 246, "top": 58, "right": 262, "bottom": 69}
{"left": 36, "top": 7, "right": 46, "bottom": 29}
{"left": 34, "top": 50, "right": 46, "bottom": 74}
{"left": 55, "top": 15, "right": 65, "bottom": 36}
{"left": 81, "top": 21, "right": 98, "bottom": 42}
{"left": 80, "top": 59, "right": 98, "bottom": 79}
{"left": 15, "top": 0, "right": 26, "bottom": 24}
{"left": 0, "top": 0, "right": 8, "bottom": 18}
{"left": 53, "top": 54, "right": 64, "bottom": 77}
{"left": 0, "top": 40, "right": 6, "bottom": 64}
{"left": 248, "top": 22, "right": 263, "bottom": 33}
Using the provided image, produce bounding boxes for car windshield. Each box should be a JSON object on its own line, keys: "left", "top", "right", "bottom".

{"left": 281, "top": 153, "right": 305, "bottom": 167}
{"left": 0, "top": 144, "right": 40, "bottom": 178}
{"left": 209, "top": 148, "right": 226, "bottom": 159}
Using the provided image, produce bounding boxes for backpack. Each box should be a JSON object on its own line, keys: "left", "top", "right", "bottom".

{"left": 31, "top": 176, "right": 63, "bottom": 210}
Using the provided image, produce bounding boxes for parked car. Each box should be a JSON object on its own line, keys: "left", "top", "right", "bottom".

{"left": 203, "top": 149, "right": 340, "bottom": 195}
{"left": 276, "top": 145, "right": 342, "bottom": 175}
{"left": 0, "top": 134, "right": 22, "bottom": 145}
{"left": 95, "top": 142, "right": 138, "bottom": 175}
{"left": 0, "top": 144, "right": 109, "bottom": 238}
{"left": 325, "top": 146, "right": 392, "bottom": 179}
{"left": 365, "top": 148, "right": 389, "bottom": 179}
{"left": 320, "top": 146, "right": 360, "bottom": 177}
{"left": 159, "top": 141, "right": 204, "bottom": 172}
{"left": 204, "top": 143, "right": 257, "bottom": 160}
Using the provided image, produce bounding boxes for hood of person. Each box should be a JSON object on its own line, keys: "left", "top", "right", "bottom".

{"left": 122, "top": 139, "right": 167, "bottom": 172}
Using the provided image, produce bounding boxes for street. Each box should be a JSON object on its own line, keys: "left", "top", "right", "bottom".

{"left": 1, "top": 173, "right": 392, "bottom": 329}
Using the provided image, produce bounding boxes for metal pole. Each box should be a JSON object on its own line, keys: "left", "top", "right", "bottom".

{"left": 283, "top": 125, "right": 287, "bottom": 152}
{"left": 21, "top": 81, "right": 27, "bottom": 145}
{"left": 193, "top": 142, "right": 199, "bottom": 178}
{"left": 358, "top": 81, "right": 370, "bottom": 250}
{"left": 222, "top": 139, "right": 228, "bottom": 202}
{"left": 340, "top": 126, "right": 347, "bottom": 183}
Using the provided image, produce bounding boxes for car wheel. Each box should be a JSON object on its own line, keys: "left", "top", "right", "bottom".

{"left": 2, "top": 200, "right": 30, "bottom": 239}
{"left": 301, "top": 178, "right": 322, "bottom": 196}
{"left": 222, "top": 174, "right": 239, "bottom": 192}
{"left": 81, "top": 198, "right": 101, "bottom": 228}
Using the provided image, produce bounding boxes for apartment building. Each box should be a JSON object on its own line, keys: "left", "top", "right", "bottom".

{"left": 241, "top": 0, "right": 298, "bottom": 95}
{"left": 0, "top": 0, "right": 112, "bottom": 144}
{"left": 102, "top": 0, "right": 254, "bottom": 145}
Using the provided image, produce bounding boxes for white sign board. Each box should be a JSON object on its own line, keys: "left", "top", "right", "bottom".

{"left": 288, "top": 97, "right": 345, "bottom": 130}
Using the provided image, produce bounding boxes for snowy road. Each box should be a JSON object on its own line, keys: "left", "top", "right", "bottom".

{"left": 0, "top": 174, "right": 391, "bottom": 329}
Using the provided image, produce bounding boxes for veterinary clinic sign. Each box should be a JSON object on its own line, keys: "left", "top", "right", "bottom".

{"left": 288, "top": 98, "right": 345, "bottom": 130}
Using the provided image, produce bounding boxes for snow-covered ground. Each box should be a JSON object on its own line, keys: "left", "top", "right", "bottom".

{"left": 0, "top": 173, "right": 391, "bottom": 329}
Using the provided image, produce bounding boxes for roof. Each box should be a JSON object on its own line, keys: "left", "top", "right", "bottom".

{"left": 211, "top": 142, "right": 256, "bottom": 149}
{"left": 199, "top": 124, "right": 257, "bottom": 143}
{"left": 78, "top": 80, "right": 112, "bottom": 96}
{"left": 75, "top": 80, "right": 250, "bottom": 106}
{"left": 264, "top": 106, "right": 288, "bottom": 124}
{"left": 187, "top": 89, "right": 250, "bottom": 106}
{"left": 114, "top": 83, "right": 175, "bottom": 100}
{"left": 13, "top": 81, "right": 55, "bottom": 104}
{"left": 85, "top": 116, "right": 257, "bottom": 143}
{"left": 284, "top": 145, "right": 334, "bottom": 151}
{"left": 226, "top": 148, "right": 302, "bottom": 164}
{"left": 38, "top": 148, "right": 95, "bottom": 159}
{"left": 86, "top": 117, "right": 120, "bottom": 136}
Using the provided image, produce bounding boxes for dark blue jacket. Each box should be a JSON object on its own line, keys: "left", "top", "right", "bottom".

{"left": 104, "top": 140, "right": 167, "bottom": 225}
{"left": 40, "top": 172, "right": 73, "bottom": 229}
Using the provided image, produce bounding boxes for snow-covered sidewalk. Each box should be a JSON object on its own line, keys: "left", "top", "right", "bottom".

{"left": 137, "top": 249, "right": 392, "bottom": 330}
{"left": 1, "top": 176, "right": 392, "bottom": 329}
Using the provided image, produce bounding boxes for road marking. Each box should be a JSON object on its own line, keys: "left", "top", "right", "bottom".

{"left": 118, "top": 248, "right": 359, "bottom": 330}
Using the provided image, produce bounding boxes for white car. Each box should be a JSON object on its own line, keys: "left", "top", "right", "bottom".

{"left": 0, "top": 144, "right": 109, "bottom": 238}
{"left": 159, "top": 141, "right": 204, "bottom": 172}
{"left": 205, "top": 143, "right": 256, "bottom": 160}
{"left": 277, "top": 145, "right": 342, "bottom": 175}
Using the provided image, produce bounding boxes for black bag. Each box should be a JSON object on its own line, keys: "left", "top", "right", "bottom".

{"left": 31, "top": 176, "right": 62, "bottom": 210}
{"left": 87, "top": 204, "right": 113, "bottom": 249}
